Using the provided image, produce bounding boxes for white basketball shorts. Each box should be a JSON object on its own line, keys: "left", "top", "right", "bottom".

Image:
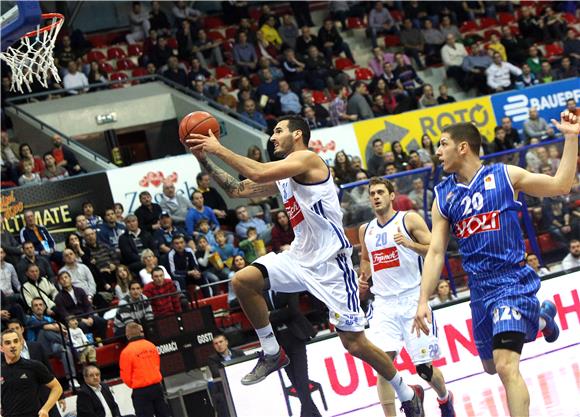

{"left": 254, "top": 249, "right": 366, "bottom": 332}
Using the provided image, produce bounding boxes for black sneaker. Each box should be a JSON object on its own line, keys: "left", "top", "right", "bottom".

{"left": 400, "top": 385, "right": 425, "bottom": 417}
{"left": 437, "top": 390, "right": 456, "bottom": 417}
{"left": 240, "top": 348, "right": 290, "bottom": 385}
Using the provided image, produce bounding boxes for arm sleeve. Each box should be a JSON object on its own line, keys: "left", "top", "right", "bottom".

{"left": 33, "top": 360, "right": 54, "bottom": 385}
{"left": 10, "top": 265, "right": 20, "bottom": 292}
{"left": 208, "top": 210, "right": 220, "bottom": 229}
{"left": 76, "top": 390, "right": 95, "bottom": 417}
{"left": 119, "top": 351, "right": 133, "bottom": 388}
{"left": 486, "top": 67, "right": 498, "bottom": 89}
{"left": 185, "top": 210, "right": 195, "bottom": 236}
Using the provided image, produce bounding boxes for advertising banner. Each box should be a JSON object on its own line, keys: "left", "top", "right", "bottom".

{"left": 106, "top": 154, "right": 202, "bottom": 214}
{"left": 0, "top": 173, "right": 113, "bottom": 243}
{"left": 491, "top": 77, "right": 580, "bottom": 131}
{"left": 353, "top": 96, "right": 497, "bottom": 168}
{"left": 224, "top": 272, "right": 580, "bottom": 417}
{"left": 308, "top": 124, "right": 361, "bottom": 166}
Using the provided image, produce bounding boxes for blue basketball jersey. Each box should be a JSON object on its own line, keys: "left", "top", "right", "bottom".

{"left": 434, "top": 163, "right": 525, "bottom": 279}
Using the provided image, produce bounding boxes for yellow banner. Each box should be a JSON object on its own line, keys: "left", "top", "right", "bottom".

{"left": 353, "top": 96, "right": 496, "bottom": 167}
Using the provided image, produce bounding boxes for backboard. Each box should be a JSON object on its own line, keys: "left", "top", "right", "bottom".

{"left": 1, "top": 0, "right": 42, "bottom": 51}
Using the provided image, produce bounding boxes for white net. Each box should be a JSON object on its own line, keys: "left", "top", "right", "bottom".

{"left": 0, "top": 13, "right": 64, "bottom": 93}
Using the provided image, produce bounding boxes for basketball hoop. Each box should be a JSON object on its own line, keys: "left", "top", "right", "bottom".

{"left": 0, "top": 12, "right": 64, "bottom": 93}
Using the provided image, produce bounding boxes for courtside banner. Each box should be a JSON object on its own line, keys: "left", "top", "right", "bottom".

{"left": 353, "top": 96, "right": 496, "bottom": 168}
{"left": 106, "top": 154, "right": 202, "bottom": 214}
{"left": 309, "top": 124, "right": 361, "bottom": 166}
{"left": 0, "top": 173, "right": 113, "bottom": 243}
{"left": 223, "top": 272, "right": 580, "bottom": 417}
{"left": 490, "top": 77, "right": 580, "bottom": 131}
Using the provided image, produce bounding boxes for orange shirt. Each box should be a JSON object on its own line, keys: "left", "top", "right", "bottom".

{"left": 119, "top": 337, "right": 162, "bottom": 389}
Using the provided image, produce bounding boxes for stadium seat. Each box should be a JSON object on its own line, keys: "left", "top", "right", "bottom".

{"left": 107, "top": 46, "right": 126, "bottom": 60}
{"left": 127, "top": 43, "right": 143, "bottom": 57}
{"left": 544, "top": 43, "right": 564, "bottom": 60}
{"left": 497, "top": 12, "right": 515, "bottom": 25}
{"left": 355, "top": 67, "right": 373, "bottom": 81}
{"left": 207, "top": 31, "right": 225, "bottom": 42}
{"left": 459, "top": 21, "right": 478, "bottom": 34}
{"left": 204, "top": 15, "right": 225, "bottom": 29}
{"left": 49, "top": 357, "right": 66, "bottom": 378}
{"left": 167, "top": 37, "right": 178, "bottom": 49}
{"left": 110, "top": 72, "right": 129, "bottom": 88}
{"left": 390, "top": 10, "right": 403, "bottom": 21}
{"left": 311, "top": 90, "right": 329, "bottom": 104}
{"left": 225, "top": 26, "right": 238, "bottom": 40}
{"left": 249, "top": 73, "right": 261, "bottom": 86}
{"left": 538, "top": 233, "right": 559, "bottom": 253}
{"left": 483, "top": 29, "right": 501, "bottom": 41}
{"left": 215, "top": 65, "right": 235, "bottom": 79}
{"left": 96, "top": 343, "right": 123, "bottom": 367}
{"left": 562, "top": 13, "right": 576, "bottom": 25}
{"left": 87, "top": 49, "right": 106, "bottom": 62}
{"left": 346, "top": 17, "right": 364, "bottom": 29}
{"left": 99, "top": 61, "right": 115, "bottom": 74}
{"left": 384, "top": 34, "right": 400, "bottom": 47}
{"left": 196, "top": 293, "right": 229, "bottom": 311}
{"left": 478, "top": 17, "right": 498, "bottom": 29}
{"left": 131, "top": 67, "right": 148, "bottom": 77}
{"left": 335, "top": 57, "right": 356, "bottom": 71}
{"left": 222, "top": 39, "right": 234, "bottom": 53}
{"left": 116, "top": 58, "right": 136, "bottom": 70}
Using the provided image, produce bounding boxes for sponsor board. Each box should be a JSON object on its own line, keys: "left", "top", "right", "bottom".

{"left": 223, "top": 272, "right": 580, "bottom": 416}
{"left": 353, "top": 97, "right": 496, "bottom": 168}
{"left": 309, "top": 124, "right": 361, "bottom": 166}
{"left": 491, "top": 78, "right": 580, "bottom": 130}
{"left": 106, "top": 154, "right": 202, "bottom": 214}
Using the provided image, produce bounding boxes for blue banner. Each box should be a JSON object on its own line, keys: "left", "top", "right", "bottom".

{"left": 490, "top": 78, "right": 580, "bottom": 132}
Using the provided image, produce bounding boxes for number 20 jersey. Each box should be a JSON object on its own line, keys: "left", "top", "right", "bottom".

{"left": 434, "top": 163, "right": 525, "bottom": 278}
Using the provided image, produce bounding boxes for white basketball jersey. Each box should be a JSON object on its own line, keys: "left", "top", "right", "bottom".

{"left": 364, "top": 211, "right": 422, "bottom": 297}
{"left": 276, "top": 167, "right": 352, "bottom": 267}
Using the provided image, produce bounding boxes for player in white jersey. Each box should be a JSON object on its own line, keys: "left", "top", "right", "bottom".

{"left": 359, "top": 177, "right": 455, "bottom": 417}
{"left": 187, "top": 116, "right": 425, "bottom": 417}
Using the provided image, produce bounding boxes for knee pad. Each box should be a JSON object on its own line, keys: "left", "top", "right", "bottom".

{"left": 415, "top": 363, "right": 433, "bottom": 382}
{"left": 377, "top": 375, "right": 395, "bottom": 406}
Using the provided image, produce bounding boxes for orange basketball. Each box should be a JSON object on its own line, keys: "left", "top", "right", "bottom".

{"left": 178, "top": 111, "right": 220, "bottom": 144}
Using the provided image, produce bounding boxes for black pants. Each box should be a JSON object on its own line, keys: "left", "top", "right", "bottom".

{"left": 279, "top": 331, "right": 321, "bottom": 417}
{"left": 132, "top": 384, "right": 170, "bottom": 417}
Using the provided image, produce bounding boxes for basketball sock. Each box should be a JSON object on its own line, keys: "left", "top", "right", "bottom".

{"left": 539, "top": 317, "right": 546, "bottom": 331}
{"left": 256, "top": 324, "right": 280, "bottom": 356}
{"left": 388, "top": 372, "right": 414, "bottom": 402}
{"left": 437, "top": 391, "right": 449, "bottom": 402}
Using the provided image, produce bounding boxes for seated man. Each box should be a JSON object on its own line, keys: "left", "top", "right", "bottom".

{"left": 134, "top": 191, "right": 163, "bottom": 234}
{"left": 83, "top": 227, "right": 119, "bottom": 290}
{"left": 98, "top": 208, "right": 126, "bottom": 250}
{"left": 561, "top": 239, "right": 580, "bottom": 271}
{"left": 118, "top": 214, "right": 156, "bottom": 275}
{"left": 113, "top": 280, "right": 154, "bottom": 337}
{"left": 21, "top": 264, "right": 58, "bottom": 316}
{"left": 59, "top": 249, "right": 97, "bottom": 301}
{"left": 234, "top": 205, "right": 272, "bottom": 242}
{"left": 143, "top": 267, "right": 182, "bottom": 317}
{"left": 185, "top": 191, "right": 220, "bottom": 236}
{"left": 158, "top": 180, "right": 193, "bottom": 227}
{"left": 77, "top": 364, "right": 123, "bottom": 417}
{"left": 19, "top": 210, "right": 60, "bottom": 262}
{"left": 154, "top": 212, "right": 193, "bottom": 255}
{"left": 164, "top": 234, "right": 204, "bottom": 294}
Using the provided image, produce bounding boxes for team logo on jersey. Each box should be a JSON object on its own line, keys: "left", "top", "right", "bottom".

{"left": 371, "top": 247, "right": 400, "bottom": 271}
{"left": 454, "top": 210, "right": 500, "bottom": 238}
{"left": 446, "top": 191, "right": 454, "bottom": 201}
{"left": 484, "top": 174, "right": 496, "bottom": 190}
{"left": 284, "top": 195, "right": 304, "bottom": 228}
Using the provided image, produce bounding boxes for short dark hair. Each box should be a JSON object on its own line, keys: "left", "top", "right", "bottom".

{"left": 277, "top": 115, "right": 311, "bottom": 146}
{"left": 197, "top": 172, "right": 209, "bottom": 182}
{"left": 129, "top": 280, "right": 142, "bottom": 289}
{"left": 372, "top": 138, "right": 383, "bottom": 146}
{"left": 138, "top": 191, "right": 151, "bottom": 198}
{"left": 368, "top": 176, "right": 395, "bottom": 193}
{"left": 442, "top": 122, "right": 482, "bottom": 155}
{"left": 7, "top": 319, "right": 24, "bottom": 328}
{"left": 172, "top": 233, "right": 186, "bottom": 242}
{"left": 26, "top": 263, "right": 40, "bottom": 272}
{"left": 81, "top": 201, "right": 93, "bottom": 210}
{"left": 151, "top": 266, "right": 165, "bottom": 275}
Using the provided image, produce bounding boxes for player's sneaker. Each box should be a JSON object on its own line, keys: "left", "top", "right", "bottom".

{"left": 240, "top": 348, "right": 290, "bottom": 385}
{"left": 400, "top": 385, "right": 425, "bottom": 417}
{"left": 540, "top": 300, "right": 559, "bottom": 343}
{"left": 437, "top": 391, "right": 456, "bottom": 417}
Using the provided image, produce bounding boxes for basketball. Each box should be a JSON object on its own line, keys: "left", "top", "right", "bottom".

{"left": 178, "top": 111, "right": 220, "bottom": 144}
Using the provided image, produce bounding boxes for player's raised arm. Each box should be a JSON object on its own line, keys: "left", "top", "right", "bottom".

{"left": 413, "top": 200, "right": 450, "bottom": 336}
{"left": 507, "top": 110, "right": 579, "bottom": 197}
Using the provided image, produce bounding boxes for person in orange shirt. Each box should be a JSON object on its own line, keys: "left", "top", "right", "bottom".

{"left": 119, "top": 322, "right": 170, "bottom": 417}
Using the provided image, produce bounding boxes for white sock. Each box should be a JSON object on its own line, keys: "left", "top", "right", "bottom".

{"left": 539, "top": 317, "right": 546, "bottom": 331}
{"left": 388, "top": 372, "right": 414, "bottom": 402}
{"left": 255, "top": 324, "right": 280, "bottom": 355}
{"left": 438, "top": 390, "right": 449, "bottom": 401}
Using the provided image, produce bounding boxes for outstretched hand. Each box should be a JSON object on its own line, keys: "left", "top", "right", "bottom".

{"left": 185, "top": 129, "right": 221, "bottom": 158}
{"left": 551, "top": 110, "right": 579, "bottom": 136}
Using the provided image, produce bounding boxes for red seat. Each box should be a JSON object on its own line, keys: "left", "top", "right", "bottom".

{"left": 131, "top": 67, "right": 148, "bottom": 77}
{"left": 96, "top": 343, "right": 123, "bottom": 367}
{"left": 49, "top": 357, "right": 66, "bottom": 378}
{"left": 225, "top": 26, "right": 238, "bottom": 40}
{"left": 222, "top": 39, "right": 234, "bottom": 53}
{"left": 99, "top": 61, "right": 115, "bottom": 73}
{"left": 562, "top": 13, "right": 576, "bottom": 25}
{"left": 116, "top": 58, "right": 136, "bottom": 70}
{"left": 459, "top": 21, "right": 478, "bottom": 34}
{"left": 346, "top": 17, "right": 364, "bottom": 29}
{"left": 384, "top": 34, "right": 400, "bottom": 47}
{"left": 334, "top": 57, "right": 356, "bottom": 71}
{"left": 127, "top": 43, "right": 143, "bottom": 56}
{"left": 250, "top": 73, "right": 261, "bottom": 86}
{"left": 390, "top": 10, "right": 403, "bottom": 21}
{"left": 110, "top": 72, "right": 129, "bottom": 88}
{"left": 355, "top": 67, "right": 373, "bottom": 81}
{"left": 311, "top": 90, "right": 329, "bottom": 104}
{"left": 87, "top": 50, "right": 106, "bottom": 62}
{"left": 107, "top": 46, "right": 126, "bottom": 60}
{"left": 478, "top": 17, "right": 498, "bottom": 29}
{"left": 106, "top": 320, "right": 115, "bottom": 340}
{"left": 524, "top": 239, "right": 532, "bottom": 254}
{"left": 544, "top": 43, "right": 564, "bottom": 60}
{"left": 197, "top": 293, "right": 229, "bottom": 311}
{"left": 204, "top": 16, "right": 225, "bottom": 29}
{"left": 167, "top": 37, "right": 178, "bottom": 49}
{"left": 497, "top": 12, "right": 515, "bottom": 25}
{"left": 215, "top": 65, "right": 235, "bottom": 79}
{"left": 483, "top": 29, "right": 501, "bottom": 41}
{"left": 538, "top": 233, "right": 559, "bottom": 253}
{"left": 207, "top": 30, "right": 225, "bottom": 42}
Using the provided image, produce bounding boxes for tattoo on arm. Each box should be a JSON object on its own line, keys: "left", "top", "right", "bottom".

{"left": 199, "top": 158, "right": 273, "bottom": 197}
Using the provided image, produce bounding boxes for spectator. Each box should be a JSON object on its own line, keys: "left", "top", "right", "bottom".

{"left": 367, "top": 1, "right": 396, "bottom": 48}
{"left": 236, "top": 17, "right": 257, "bottom": 45}
{"left": 563, "top": 29, "right": 580, "bottom": 65}
{"left": 165, "top": 234, "right": 202, "bottom": 294}
{"left": 281, "top": 48, "right": 306, "bottom": 92}
{"left": 216, "top": 84, "right": 238, "bottom": 111}
{"left": 196, "top": 172, "right": 236, "bottom": 228}
{"left": 118, "top": 214, "right": 156, "bottom": 275}
{"left": 185, "top": 189, "right": 221, "bottom": 235}
{"left": 82, "top": 201, "right": 103, "bottom": 229}
{"left": 59, "top": 248, "right": 97, "bottom": 299}
{"left": 378, "top": 61, "right": 405, "bottom": 96}
{"left": 428, "top": 280, "right": 457, "bottom": 307}
{"left": 83, "top": 227, "right": 118, "bottom": 289}
{"left": 393, "top": 52, "right": 423, "bottom": 96}
{"left": 437, "top": 84, "right": 455, "bottom": 104}
{"left": 392, "top": 141, "right": 409, "bottom": 170}
{"left": 367, "top": 138, "right": 386, "bottom": 177}
{"left": 271, "top": 210, "right": 294, "bottom": 253}
{"left": 439, "top": 15, "right": 460, "bottom": 40}
{"left": 256, "top": 31, "right": 281, "bottom": 67}
{"left": 18, "top": 159, "right": 42, "bottom": 186}
{"left": 133, "top": 191, "right": 161, "bottom": 234}
{"left": 19, "top": 211, "right": 57, "bottom": 260}
{"left": 295, "top": 26, "right": 318, "bottom": 59}
{"left": 407, "top": 150, "right": 424, "bottom": 170}
{"left": 538, "top": 61, "right": 556, "bottom": 84}
{"left": 126, "top": 1, "right": 150, "bottom": 44}
{"left": 21, "top": 263, "right": 58, "bottom": 314}
{"left": 330, "top": 85, "right": 355, "bottom": 126}
{"left": 260, "top": 15, "right": 283, "bottom": 48}
{"left": 304, "top": 45, "right": 345, "bottom": 91}
{"left": 233, "top": 32, "right": 258, "bottom": 77}
{"left": 143, "top": 267, "right": 182, "bottom": 317}
{"left": 97, "top": 208, "right": 126, "bottom": 250}
{"left": 158, "top": 180, "right": 193, "bottom": 226}
{"left": 556, "top": 56, "right": 578, "bottom": 80}
{"left": 488, "top": 33, "right": 507, "bottom": 62}
{"left": 15, "top": 241, "right": 53, "bottom": 284}
{"left": 501, "top": 116, "right": 522, "bottom": 146}
{"left": 240, "top": 99, "right": 267, "bottom": 129}
{"left": 77, "top": 365, "right": 123, "bottom": 417}
{"left": 120, "top": 322, "right": 170, "bottom": 416}
{"left": 371, "top": 92, "right": 392, "bottom": 117}
{"left": 215, "top": 230, "right": 243, "bottom": 267}
{"left": 67, "top": 316, "right": 97, "bottom": 365}
{"left": 276, "top": 80, "right": 302, "bottom": 115}
{"left": 318, "top": 18, "right": 355, "bottom": 63}
{"left": 347, "top": 81, "right": 374, "bottom": 122}
{"left": 368, "top": 47, "right": 407, "bottom": 78}
{"left": 149, "top": 36, "right": 172, "bottom": 69}
{"left": 114, "top": 265, "right": 134, "bottom": 300}
{"left": 195, "top": 218, "right": 218, "bottom": 249}
{"left": 523, "top": 107, "right": 553, "bottom": 141}
{"left": 491, "top": 126, "right": 515, "bottom": 154}
{"left": 518, "top": 6, "right": 543, "bottom": 45}
{"left": 0, "top": 248, "right": 20, "bottom": 300}
{"left": 55, "top": 34, "right": 77, "bottom": 69}
{"left": 500, "top": 25, "right": 527, "bottom": 66}
{"left": 403, "top": 1, "right": 429, "bottom": 25}
{"left": 441, "top": 34, "right": 467, "bottom": 87}
{"left": 566, "top": 98, "right": 577, "bottom": 116}
{"left": 113, "top": 280, "right": 154, "bottom": 337}
{"left": 400, "top": 18, "right": 425, "bottom": 69}
{"left": 176, "top": 19, "right": 195, "bottom": 60}
{"left": 186, "top": 58, "right": 211, "bottom": 86}
{"left": 163, "top": 56, "right": 188, "bottom": 87}
{"left": 114, "top": 203, "right": 125, "bottom": 222}
{"left": 171, "top": 0, "right": 202, "bottom": 26}
{"left": 256, "top": 68, "right": 280, "bottom": 113}
{"left": 526, "top": 45, "right": 545, "bottom": 76}
{"left": 148, "top": 1, "right": 170, "bottom": 34}
{"left": 485, "top": 52, "right": 522, "bottom": 93}
{"left": 418, "top": 83, "right": 437, "bottom": 108}
{"left": 194, "top": 236, "right": 230, "bottom": 289}
{"left": 341, "top": 171, "right": 373, "bottom": 224}
{"left": 18, "top": 144, "right": 43, "bottom": 175}
{"left": 462, "top": 42, "right": 492, "bottom": 93}
{"left": 333, "top": 151, "right": 357, "bottom": 185}
{"left": 515, "top": 63, "right": 539, "bottom": 89}
{"left": 525, "top": 253, "right": 550, "bottom": 277}
{"left": 408, "top": 177, "right": 433, "bottom": 213}
{"left": 279, "top": 14, "right": 299, "bottom": 50}
{"left": 542, "top": 6, "right": 567, "bottom": 43}
{"left": 417, "top": 134, "right": 435, "bottom": 165}
{"left": 303, "top": 105, "right": 328, "bottom": 129}
{"left": 1, "top": 130, "right": 20, "bottom": 184}
{"left": 139, "top": 249, "right": 171, "bottom": 287}
{"left": 63, "top": 61, "right": 89, "bottom": 94}
{"left": 193, "top": 29, "right": 224, "bottom": 68}
{"left": 50, "top": 134, "right": 83, "bottom": 176}
{"left": 422, "top": 18, "right": 445, "bottom": 65}
{"left": 155, "top": 212, "right": 192, "bottom": 256}
{"left": 542, "top": 195, "right": 578, "bottom": 245}
{"left": 561, "top": 239, "right": 580, "bottom": 271}
{"left": 40, "top": 152, "right": 68, "bottom": 182}
{"left": 234, "top": 205, "right": 271, "bottom": 241}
